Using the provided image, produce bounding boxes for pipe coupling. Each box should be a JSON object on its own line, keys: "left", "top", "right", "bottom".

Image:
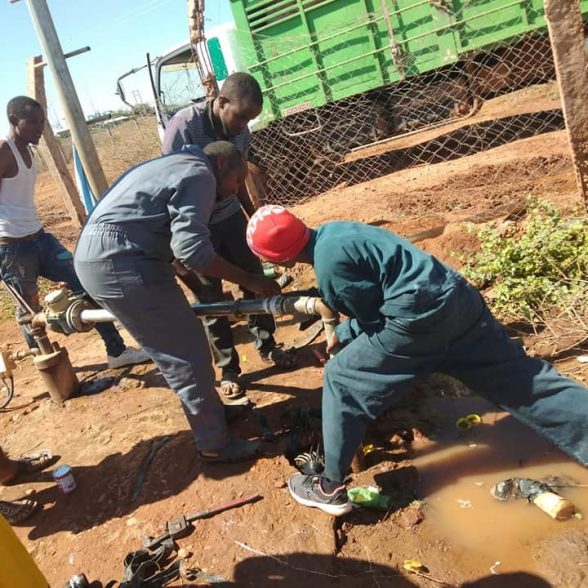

{"left": 44, "top": 289, "right": 95, "bottom": 335}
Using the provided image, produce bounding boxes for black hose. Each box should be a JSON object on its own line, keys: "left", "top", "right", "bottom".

{"left": 0, "top": 376, "right": 14, "bottom": 410}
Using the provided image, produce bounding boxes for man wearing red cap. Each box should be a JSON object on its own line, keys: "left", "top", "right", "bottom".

{"left": 247, "top": 206, "right": 588, "bottom": 516}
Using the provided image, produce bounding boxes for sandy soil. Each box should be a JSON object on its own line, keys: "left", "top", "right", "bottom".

{"left": 1, "top": 112, "right": 587, "bottom": 587}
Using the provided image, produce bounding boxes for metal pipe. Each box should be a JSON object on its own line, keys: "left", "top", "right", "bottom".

{"left": 73, "top": 295, "right": 339, "bottom": 332}
{"left": 285, "top": 297, "right": 339, "bottom": 353}
{"left": 35, "top": 46, "right": 91, "bottom": 68}
{"left": 78, "top": 300, "right": 277, "bottom": 323}
{"left": 78, "top": 308, "right": 116, "bottom": 323}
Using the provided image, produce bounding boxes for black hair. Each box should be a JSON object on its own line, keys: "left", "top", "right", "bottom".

{"left": 220, "top": 72, "right": 263, "bottom": 107}
{"left": 7, "top": 96, "right": 43, "bottom": 120}
{"left": 203, "top": 140, "right": 246, "bottom": 172}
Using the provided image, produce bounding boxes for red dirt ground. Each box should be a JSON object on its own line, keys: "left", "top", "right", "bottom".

{"left": 1, "top": 122, "right": 587, "bottom": 587}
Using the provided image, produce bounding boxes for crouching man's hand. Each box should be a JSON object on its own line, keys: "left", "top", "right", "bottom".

{"left": 326, "top": 331, "right": 341, "bottom": 355}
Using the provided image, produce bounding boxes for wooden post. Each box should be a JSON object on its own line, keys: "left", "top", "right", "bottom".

{"left": 545, "top": 0, "right": 588, "bottom": 207}
{"left": 27, "top": 56, "right": 86, "bottom": 226}
{"left": 245, "top": 162, "right": 267, "bottom": 209}
{"left": 23, "top": 0, "right": 109, "bottom": 198}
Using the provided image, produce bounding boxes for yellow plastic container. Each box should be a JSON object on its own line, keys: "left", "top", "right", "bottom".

{"left": 0, "top": 514, "right": 48, "bottom": 588}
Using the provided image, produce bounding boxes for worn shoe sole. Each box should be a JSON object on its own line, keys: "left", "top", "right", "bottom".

{"left": 288, "top": 479, "right": 352, "bottom": 516}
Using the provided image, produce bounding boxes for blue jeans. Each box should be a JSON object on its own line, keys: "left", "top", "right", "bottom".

{"left": 0, "top": 231, "right": 125, "bottom": 356}
{"left": 323, "top": 279, "right": 588, "bottom": 482}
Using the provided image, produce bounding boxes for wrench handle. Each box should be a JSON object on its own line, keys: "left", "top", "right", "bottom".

{"left": 186, "top": 493, "right": 262, "bottom": 522}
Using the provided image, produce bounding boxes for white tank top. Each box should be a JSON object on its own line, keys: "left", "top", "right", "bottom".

{"left": 0, "top": 137, "right": 42, "bottom": 238}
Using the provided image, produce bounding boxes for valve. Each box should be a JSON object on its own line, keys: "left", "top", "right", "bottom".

{"left": 43, "top": 289, "right": 94, "bottom": 335}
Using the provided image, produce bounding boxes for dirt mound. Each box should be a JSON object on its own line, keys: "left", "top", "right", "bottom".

{"left": 534, "top": 531, "right": 588, "bottom": 586}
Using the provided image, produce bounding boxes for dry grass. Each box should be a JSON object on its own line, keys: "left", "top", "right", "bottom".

{"left": 91, "top": 116, "right": 162, "bottom": 182}
{"left": 57, "top": 115, "right": 162, "bottom": 183}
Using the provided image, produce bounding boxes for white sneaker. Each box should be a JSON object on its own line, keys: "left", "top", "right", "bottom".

{"left": 107, "top": 347, "right": 150, "bottom": 369}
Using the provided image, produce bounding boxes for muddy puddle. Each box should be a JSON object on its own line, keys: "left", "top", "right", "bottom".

{"left": 412, "top": 395, "right": 588, "bottom": 577}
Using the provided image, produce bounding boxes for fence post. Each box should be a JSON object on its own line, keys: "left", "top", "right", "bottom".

{"left": 24, "top": 0, "right": 109, "bottom": 198}
{"left": 27, "top": 56, "right": 86, "bottom": 226}
{"left": 544, "top": 0, "right": 588, "bottom": 208}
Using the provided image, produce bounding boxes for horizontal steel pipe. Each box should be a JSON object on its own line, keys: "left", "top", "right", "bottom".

{"left": 78, "top": 308, "right": 114, "bottom": 323}
{"left": 69, "top": 296, "right": 339, "bottom": 334}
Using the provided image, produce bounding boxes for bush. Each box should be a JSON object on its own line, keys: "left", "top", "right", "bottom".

{"left": 462, "top": 199, "right": 588, "bottom": 326}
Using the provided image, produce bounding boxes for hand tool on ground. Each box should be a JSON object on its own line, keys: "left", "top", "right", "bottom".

{"left": 143, "top": 493, "right": 262, "bottom": 551}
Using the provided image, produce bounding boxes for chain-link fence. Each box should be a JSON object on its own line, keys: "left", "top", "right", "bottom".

{"left": 246, "top": 25, "right": 571, "bottom": 207}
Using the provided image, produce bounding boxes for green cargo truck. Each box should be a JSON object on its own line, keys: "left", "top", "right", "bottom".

{"left": 147, "top": 0, "right": 588, "bottom": 198}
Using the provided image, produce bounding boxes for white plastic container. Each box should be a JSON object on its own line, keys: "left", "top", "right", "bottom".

{"left": 53, "top": 465, "right": 76, "bottom": 494}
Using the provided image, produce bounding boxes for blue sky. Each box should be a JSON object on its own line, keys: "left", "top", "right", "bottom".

{"left": 0, "top": 0, "right": 233, "bottom": 136}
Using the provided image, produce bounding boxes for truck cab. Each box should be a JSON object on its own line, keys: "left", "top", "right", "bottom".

{"left": 152, "top": 22, "right": 243, "bottom": 139}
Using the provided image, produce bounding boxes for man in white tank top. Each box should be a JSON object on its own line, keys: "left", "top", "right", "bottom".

{"left": 0, "top": 96, "right": 148, "bottom": 369}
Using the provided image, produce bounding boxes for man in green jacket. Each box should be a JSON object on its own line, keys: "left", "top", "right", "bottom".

{"left": 246, "top": 205, "right": 588, "bottom": 516}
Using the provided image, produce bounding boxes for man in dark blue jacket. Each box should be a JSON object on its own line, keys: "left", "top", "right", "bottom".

{"left": 247, "top": 205, "right": 588, "bottom": 515}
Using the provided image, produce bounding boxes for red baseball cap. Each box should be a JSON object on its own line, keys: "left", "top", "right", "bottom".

{"left": 246, "top": 205, "right": 311, "bottom": 263}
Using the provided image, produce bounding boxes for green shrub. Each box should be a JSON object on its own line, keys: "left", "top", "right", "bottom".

{"left": 462, "top": 200, "right": 588, "bottom": 326}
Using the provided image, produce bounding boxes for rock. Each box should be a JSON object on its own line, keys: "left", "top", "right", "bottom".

{"left": 397, "top": 506, "right": 424, "bottom": 529}
{"left": 178, "top": 548, "right": 191, "bottom": 559}
{"left": 126, "top": 517, "right": 138, "bottom": 527}
{"left": 273, "top": 480, "right": 287, "bottom": 489}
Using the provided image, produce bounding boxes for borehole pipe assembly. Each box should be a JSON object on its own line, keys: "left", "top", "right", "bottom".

{"left": 39, "top": 289, "right": 339, "bottom": 343}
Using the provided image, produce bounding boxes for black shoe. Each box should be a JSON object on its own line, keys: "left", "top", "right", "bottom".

{"left": 199, "top": 437, "right": 262, "bottom": 463}
{"left": 288, "top": 473, "right": 351, "bottom": 516}
{"left": 224, "top": 403, "right": 250, "bottom": 423}
{"left": 260, "top": 345, "right": 297, "bottom": 369}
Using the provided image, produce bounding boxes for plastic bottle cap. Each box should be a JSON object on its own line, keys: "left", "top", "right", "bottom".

{"left": 54, "top": 465, "right": 72, "bottom": 478}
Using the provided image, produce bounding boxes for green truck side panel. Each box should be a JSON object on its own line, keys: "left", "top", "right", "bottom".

{"left": 208, "top": 37, "right": 229, "bottom": 80}
{"left": 229, "top": 0, "right": 588, "bottom": 128}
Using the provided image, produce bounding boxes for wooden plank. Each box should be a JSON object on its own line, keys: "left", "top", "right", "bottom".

{"left": 408, "top": 200, "right": 528, "bottom": 243}
{"left": 27, "top": 55, "right": 86, "bottom": 226}
{"left": 545, "top": 0, "right": 588, "bottom": 207}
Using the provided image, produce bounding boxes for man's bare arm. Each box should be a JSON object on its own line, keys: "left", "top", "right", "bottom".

{"left": 0, "top": 141, "right": 15, "bottom": 191}
{"left": 201, "top": 254, "right": 280, "bottom": 298}
{"left": 173, "top": 254, "right": 280, "bottom": 299}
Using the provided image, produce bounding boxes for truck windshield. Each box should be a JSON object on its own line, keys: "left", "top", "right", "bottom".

{"left": 158, "top": 47, "right": 205, "bottom": 119}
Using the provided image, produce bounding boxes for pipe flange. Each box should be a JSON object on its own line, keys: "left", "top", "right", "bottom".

{"left": 268, "top": 295, "right": 287, "bottom": 317}
{"left": 66, "top": 299, "right": 94, "bottom": 333}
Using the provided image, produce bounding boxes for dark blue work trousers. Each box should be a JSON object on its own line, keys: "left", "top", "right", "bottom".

{"left": 188, "top": 210, "right": 276, "bottom": 378}
{"left": 74, "top": 227, "right": 230, "bottom": 452}
{"left": 0, "top": 231, "right": 125, "bottom": 356}
{"left": 323, "top": 280, "right": 588, "bottom": 482}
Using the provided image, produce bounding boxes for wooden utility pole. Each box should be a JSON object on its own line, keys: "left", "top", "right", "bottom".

{"left": 27, "top": 56, "right": 86, "bottom": 226}
{"left": 22, "top": 0, "right": 109, "bottom": 198}
{"left": 545, "top": 0, "right": 588, "bottom": 207}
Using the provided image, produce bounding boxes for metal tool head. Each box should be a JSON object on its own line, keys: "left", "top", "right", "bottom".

{"left": 166, "top": 515, "right": 190, "bottom": 538}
